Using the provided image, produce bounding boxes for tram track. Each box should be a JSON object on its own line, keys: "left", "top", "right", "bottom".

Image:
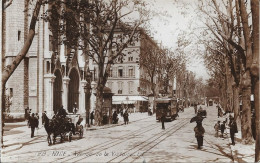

{"left": 107, "top": 118, "right": 190, "bottom": 163}
{"left": 59, "top": 117, "right": 190, "bottom": 162}
{"left": 55, "top": 118, "right": 160, "bottom": 162}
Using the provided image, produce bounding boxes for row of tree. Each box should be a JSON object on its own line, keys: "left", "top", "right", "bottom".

{"left": 196, "top": 0, "right": 259, "bottom": 161}
{"left": 1, "top": 0, "right": 187, "bottom": 145}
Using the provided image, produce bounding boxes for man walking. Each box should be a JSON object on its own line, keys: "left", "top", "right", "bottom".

{"left": 28, "top": 113, "right": 39, "bottom": 138}
{"left": 123, "top": 110, "right": 129, "bottom": 125}
{"left": 161, "top": 112, "right": 165, "bottom": 130}
{"left": 90, "top": 111, "right": 94, "bottom": 125}
{"left": 229, "top": 116, "right": 238, "bottom": 145}
{"left": 194, "top": 121, "right": 205, "bottom": 149}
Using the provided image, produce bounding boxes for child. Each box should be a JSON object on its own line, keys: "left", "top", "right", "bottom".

{"left": 220, "top": 121, "right": 226, "bottom": 138}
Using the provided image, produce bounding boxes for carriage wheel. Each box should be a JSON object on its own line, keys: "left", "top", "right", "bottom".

{"left": 47, "top": 136, "right": 52, "bottom": 145}
{"left": 68, "top": 131, "right": 72, "bottom": 142}
{"left": 60, "top": 133, "right": 64, "bottom": 143}
{"left": 79, "top": 125, "right": 83, "bottom": 138}
{"left": 53, "top": 135, "right": 56, "bottom": 145}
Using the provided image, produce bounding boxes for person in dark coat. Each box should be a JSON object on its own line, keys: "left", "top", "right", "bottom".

{"left": 123, "top": 110, "right": 129, "bottom": 125}
{"left": 90, "top": 111, "right": 94, "bottom": 125}
{"left": 220, "top": 121, "right": 226, "bottom": 138}
{"left": 217, "top": 106, "right": 222, "bottom": 118}
{"left": 28, "top": 113, "right": 39, "bottom": 138}
{"left": 194, "top": 121, "right": 205, "bottom": 149}
{"left": 112, "top": 111, "right": 118, "bottom": 124}
{"left": 161, "top": 112, "right": 165, "bottom": 130}
{"left": 229, "top": 116, "right": 238, "bottom": 145}
{"left": 57, "top": 105, "right": 68, "bottom": 118}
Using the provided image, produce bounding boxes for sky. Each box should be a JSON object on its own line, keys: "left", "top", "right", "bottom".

{"left": 144, "top": 0, "right": 210, "bottom": 81}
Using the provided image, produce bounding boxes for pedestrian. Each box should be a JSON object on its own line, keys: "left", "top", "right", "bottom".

{"left": 161, "top": 112, "right": 165, "bottom": 130}
{"left": 194, "top": 121, "right": 205, "bottom": 149}
{"left": 90, "top": 111, "right": 94, "bottom": 125}
{"left": 35, "top": 113, "right": 39, "bottom": 128}
{"left": 220, "top": 121, "right": 226, "bottom": 138}
{"left": 25, "top": 107, "right": 29, "bottom": 120}
{"left": 123, "top": 110, "right": 129, "bottom": 125}
{"left": 229, "top": 116, "right": 238, "bottom": 145}
{"left": 112, "top": 111, "right": 118, "bottom": 124}
{"left": 42, "top": 111, "right": 47, "bottom": 125}
{"left": 194, "top": 103, "right": 197, "bottom": 114}
{"left": 217, "top": 106, "right": 222, "bottom": 118}
{"left": 28, "top": 113, "right": 39, "bottom": 138}
{"left": 214, "top": 121, "right": 220, "bottom": 137}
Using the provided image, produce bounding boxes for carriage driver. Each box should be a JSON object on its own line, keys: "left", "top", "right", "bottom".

{"left": 57, "top": 106, "right": 76, "bottom": 135}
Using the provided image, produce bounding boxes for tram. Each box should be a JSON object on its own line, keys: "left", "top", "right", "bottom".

{"left": 155, "top": 97, "right": 178, "bottom": 121}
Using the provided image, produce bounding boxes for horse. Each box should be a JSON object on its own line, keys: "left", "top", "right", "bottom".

{"left": 43, "top": 114, "right": 75, "bottom": 145}
{"left": 42, "top": 114, "right": 54, "bottom": 145}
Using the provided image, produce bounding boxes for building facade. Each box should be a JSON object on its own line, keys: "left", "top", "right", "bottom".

{"left": 2, "top": 1, "right": 89, "bottom": 120}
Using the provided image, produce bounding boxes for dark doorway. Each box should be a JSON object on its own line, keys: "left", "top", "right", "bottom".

{"left": 68, "top": 68, "right": 79, "bottom": 113}
{"left": 53, "top": 70, "right": 62, "bottom": 114}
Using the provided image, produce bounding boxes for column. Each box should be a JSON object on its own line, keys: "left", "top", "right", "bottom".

{"left": 81, "top": 80, "right": 87, "bottom": 115}
{"left": 44, "top": 74, "right": 55, "bottom": 117}
{"left": 62, "top": 77, "right": 70, "bottom": 112}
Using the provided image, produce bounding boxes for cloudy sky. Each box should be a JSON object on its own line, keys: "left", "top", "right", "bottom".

{"left": 144, "top": 0, "right": 210, "bottom": 81}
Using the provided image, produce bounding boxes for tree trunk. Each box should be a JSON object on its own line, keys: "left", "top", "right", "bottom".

{"left": 95, "top": 85, "right": 104, "bottom": 126}
{"left": 254, "top": 78, "right": 259, "bottom": 161}
{"left": 1, "top": 0, "right": 43, "bottom": 148}
{"left": 233, "top": 85, "right": 240, "bottom": 120}
{"left": 241, "top": 70, "right": 253, "bottom": 144}
{"left": 250, "top": 0, "right": 259, "bottom": 161}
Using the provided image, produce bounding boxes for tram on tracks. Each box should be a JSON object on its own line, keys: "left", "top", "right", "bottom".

{"left": 155, "top": 96, "right": 178, "bottom": 121}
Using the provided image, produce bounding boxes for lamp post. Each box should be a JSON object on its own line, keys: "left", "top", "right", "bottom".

{"left": 84, "top": 70, "right": 92, "bottom": 127}
{"left": 126, "top": 96, "right": 129, "bottom": 111}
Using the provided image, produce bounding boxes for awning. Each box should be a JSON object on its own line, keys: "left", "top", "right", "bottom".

{"left": 112, "top": 95, "right": 148, "bottom": 104}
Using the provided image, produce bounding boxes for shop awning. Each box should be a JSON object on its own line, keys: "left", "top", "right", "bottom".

{"left": 112, "top": 95, "right": 148, "bottom": 104}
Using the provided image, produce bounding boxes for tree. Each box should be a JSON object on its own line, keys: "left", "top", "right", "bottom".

{"left": 45, "top": 0, "right": 148, "bottom": 125}
{"left": 1, "top": 0, "right": 43, "bottom": 147}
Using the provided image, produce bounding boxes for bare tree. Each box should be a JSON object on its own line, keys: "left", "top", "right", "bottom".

{"left": 1, "top": 0, "right": 43, "bottom": 147}
{"left": 45, "top": 0, "right": 148, "bottom": 125}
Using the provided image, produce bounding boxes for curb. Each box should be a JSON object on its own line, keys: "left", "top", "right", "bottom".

{"left": 85, "top": 116, "right": 153, "bottom": 131}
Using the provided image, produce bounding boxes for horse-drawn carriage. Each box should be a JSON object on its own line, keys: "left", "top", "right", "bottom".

{"left": 43, "top": 113, "right": 84, "bottom": 145}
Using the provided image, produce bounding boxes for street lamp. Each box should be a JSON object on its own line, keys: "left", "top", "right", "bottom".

{"left": 84, "top": 70, "right": 92, "bottom": 127}
{"left": 126, "top": 96, "right": 129, "bottom": 111}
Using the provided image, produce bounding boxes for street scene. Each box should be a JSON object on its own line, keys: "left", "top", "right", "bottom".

{"left": 2, "top": 105, "right": 254, "bottom": 162}
{"left": 1, "top": 0, "right": 259, "bottom": 162}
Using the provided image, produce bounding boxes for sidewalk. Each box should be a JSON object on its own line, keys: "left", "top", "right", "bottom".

{"left": 1, "top": 112, "right": 151, "bottom": 154}
{"left": 201, "top": 104, "right": 255, "bottom": 162}
{"left": 86, "top": 112, "right": 151, "bottom": 130}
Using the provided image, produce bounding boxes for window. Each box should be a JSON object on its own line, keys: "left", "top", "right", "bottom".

{"left": 129, "top": 68, "right": 133, "bottom": 77}
{"left": 118, "top": 82, "right": 123, "bottom": 94}
{"left": 10, "top": 88, "right": 13, "bottom": 97}
{"left": 49, "top": 35, "right": 53, "bottom": 51}
{"left": 108, "top": 82, "right": 113, "bottom": 89}
{"left": 109, "top": 69, "right": 113, "bottom": 77}
{"left": 118, "top": 67, "right": 123, "bottom": 77}
{"left": 128, "top": 82, "right": 133, "bottom": 94}
{"left": 18, "top": 30, "right": 21, "bottom": 41}
{"left": 128, "top": 56, "right": 133, "bottom": 61}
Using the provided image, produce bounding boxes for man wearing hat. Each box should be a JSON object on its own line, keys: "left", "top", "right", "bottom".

{"left": 229, "top": 116, "right": 238, "bottom": 145}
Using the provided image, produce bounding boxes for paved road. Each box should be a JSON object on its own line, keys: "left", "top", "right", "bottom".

{"left": 2, "top": 105, "right": 234, "bottom": 162}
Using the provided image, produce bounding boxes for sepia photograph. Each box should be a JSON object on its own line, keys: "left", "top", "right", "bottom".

{"left": 0, "top": 0, "right": 259, "bottom": 162}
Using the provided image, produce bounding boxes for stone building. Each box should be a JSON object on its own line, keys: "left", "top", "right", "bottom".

{"left": 2, "top": 1, "right": 89, "bottom": 120}
{"left": 2, "top": 1, "right": 164, "bottom": 120}
{"left": 91, "top": 30, "right": 163, "bottom": 112}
